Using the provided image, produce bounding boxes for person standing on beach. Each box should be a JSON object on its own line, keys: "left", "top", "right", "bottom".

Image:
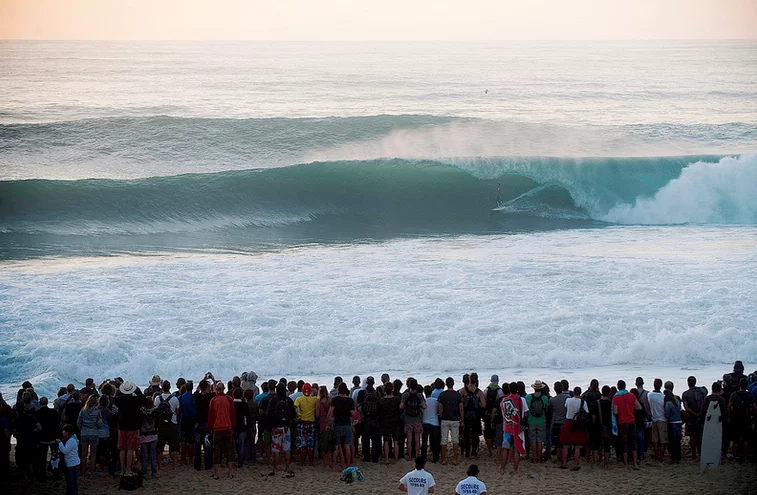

{"left": 727, "top": 377, "right": 756, "bottom": 461}
{"left": 582, "top": 379, "right": 602, "bottom": 464}
{"left": 398, "top": 456, "right": 435, "bottom": 494}
{"left": 358, "top": 377, "right": 382, "bottom": 463}
{"left": 329, "top": 382, "right": 356, "bottom": 466}
{"left": 461, "top": 373, "right": 485, "bottom": 459}
{"left": 401, "top": 378, "right": 427, "bottom": 460}
{"left": 294, "top": 383, "right": 318, "bottom": 466}
{"left": 663, "top": 382, "right": 682, "bottom": 464}
{"left": 612, "top": 380, "right": 641, "bottom": 470}
{"left": 267, "top": 383, "right": 296, "bottom": 475}
{"left": 526, "top": 381, "right": 548, "bottom": 464}
{"left": 208, "top": 382, "right": 236, "bottom": 479}
{"left": 562, "top": 387, "right": 589, "bottom": 471}
{"left": 58, "top": 424, "right": 80, "bottom": 495}
{"left": 154, "top": 380, "right": 180, "bottom": 470}
{"left": 547, "top": 382, "right": 569, "bottom": 468}
{"left": 192, "top": 379, "right": 214, "bottom": 470}
{"left": 330, "top": 376, "right": 343, "bottom": 399}
{"left": 455, "top": 464, "right": 487, "bottom": 495}
{"left": 438, "top": 377, "right": 463, "bottom": 466}
{"left": 500, "top": 382, "right": 527, "bottom": 474}
{"left": 483, "top": 375, "right": 502, "bottom": 457}
{"left": 648, "top": 378, "right": 667, "bottom": 462}
{"left": 379, "top": 381, "right": 402, "bottom": 464}
{"left": 113, "top": 381, "right": 142, "bottom": 475}
{"left": 421, "top": 385, "right": 441, "bottom": 463}
{"left": 681, "top": 376, "right": 706, "bottom": 460}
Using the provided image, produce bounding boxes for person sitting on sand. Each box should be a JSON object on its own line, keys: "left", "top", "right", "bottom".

{"left": 208, "top": 381, "right": 236, "bottom": 479}
{"left": 455, "top": 463, "right": 486, "bottom": 495}
{"left": 398, "top": 456, "right": 435, "bottom": 494}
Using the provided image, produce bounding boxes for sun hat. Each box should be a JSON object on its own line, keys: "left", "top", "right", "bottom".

{"left": 120, "top": 381, "right": 137, "bottom": 395}
{"left": 531, "top": 380, "right": 546, "bottom": 390}
{"left": 150, "top": 375, "right": 161, "bottom": 386}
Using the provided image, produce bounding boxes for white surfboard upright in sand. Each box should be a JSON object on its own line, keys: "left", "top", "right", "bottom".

{"left": 699, "top": 400, "right": 722, "bottom": 473}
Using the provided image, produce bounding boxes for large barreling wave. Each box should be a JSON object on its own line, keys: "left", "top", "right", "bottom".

{"left": 1, "top": 114, "right": 755, "bottom": 258}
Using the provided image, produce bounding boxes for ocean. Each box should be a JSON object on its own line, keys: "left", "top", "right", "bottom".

{"left": 1, "top": 41, "right": 756, "bottom": 396}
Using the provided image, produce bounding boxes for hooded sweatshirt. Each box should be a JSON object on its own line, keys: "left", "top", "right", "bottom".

{"left": 241, "top": 371, "right": 260, "bottom": 397}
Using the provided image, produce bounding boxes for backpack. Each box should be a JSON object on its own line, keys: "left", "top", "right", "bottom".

{"left": 730, "top": 391, "right": 754, "bottom": 420}
{"left": 274, "top": 398, "right": 291, "bottom": 426}
{"left": 154, "top": 396, "right": 173, "bottom": 423}
{"left": 463, "top": 390, "right": 479, "bottom": 421}
{"left": 118, "top": 471, "right": 143, "bottom": 491}
{"left": 362, "top": 390, "right": 379, "bottom": 418}
{"left": 405, "top": 392, "right": 422, "bottom": 418}
{"left": 529, "top": 394, "right": 545, "bottom": 418}
{"left": 485, "top": 388, "right": 499, "bottom": 414}
{"left": 572, "top": 399, "right": 589, "bottom": 430}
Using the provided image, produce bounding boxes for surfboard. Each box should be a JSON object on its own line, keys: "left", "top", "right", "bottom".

{"left": 699, "top": 400, "right": 722, "bottom": 473}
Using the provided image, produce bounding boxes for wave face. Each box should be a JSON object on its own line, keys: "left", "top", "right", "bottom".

{"left": 1, "top": 154, "right": 755, "bottom": 257}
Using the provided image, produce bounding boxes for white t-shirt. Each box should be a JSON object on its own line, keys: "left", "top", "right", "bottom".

{"left": 565, "top": 397, "right": 589, "bottom": 420}
{"left": 399, "top": 469, "right": 436, "bottom": 495}
{"left": 455, "top": 476, "right": 487, "bottom": 495}
{"left": 154, "top": 393, "right": 181, "bottom": 424}
{"left": 648, "top": 391, "right": 665, "bottom": 422}
{"left": 423, "top": 397, "right": 439, "bottom": 426}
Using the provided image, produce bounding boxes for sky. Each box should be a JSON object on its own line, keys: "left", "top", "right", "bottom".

{"left": 1, "top": 0, "right": 756, "bottom": 41}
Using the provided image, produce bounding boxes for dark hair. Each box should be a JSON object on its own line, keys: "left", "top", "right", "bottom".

{"left": 176, "top": 377, "right": 186, "bottom": 388}
{"left": 287, "top": 381, "right": 297, "bottom": 393}
{"left": 517, "top": 381, "right": 526, "bottom": 396}
{"left": 180, "top": 385, "right": 187, "bottom": 394}
{"left": 590, "top": 379, "right": 599, "bottom": 389}
{"left": 712, "top": 381, "right": 722, "bottom": 393}
{"left": 233, "top": 388, "right": 243, "bottom": 399}
{"left": 470, "top": 372, "right": 479, "bottom": 386}
{"left": 739, "top": 377, "right": 748, "bottom": 390}
{"left": 573, "top": 386, "right": 582, "bottom": 396}
{"left": 297, "top": 380, "right": 305, "bottom": 391}
{"left": 231, "top": 376, "right": 241, "bottom": 388}
{"left": 199, "top": 379, "right": 210, "bottom": 392}
{"left": 338, "top": 382, "right": 349, "bottom": 395}
{"left": 601, "top": 385, "right": 611, "bottom": 396}
{"left": 445, "top": 377, "right": 455, "bottom": 389}
{"left": 414, "top": 456, "right": 426, "bottom": 470}
{"left": 334, "top": 376, "right": 343, "bottom": 387}
{"left": 162, "top": 380, "right": 171, "bottom": 393}
{"left": 617, "top": 380, "right": 626, "bottom": 390}
{"left": 508, "top": 381, "right": 517, "bottom": 394}
{"left": 408, "top": 378, "right": 418, "bottom": 391}
{"left": 98, "top": 395, "right": 109, "bottom": 407}
{"left": 423, "top": 385, "right": 432, "bottom": 398}
{"left": 501, "top": 383, "right": 510, "bottom": 395}
{"left": 434, "top": 378, "right": 444, "bottom": 389}
{"left": 653, "top": 378, "right": 662, "bottom": 391}
{"left": 62, "top": 424, "right": 75, "bottom": 435}
{"left": 352, "top": 376, "right": 361, "bottom": 386}
{"left": 554, "top": 382, "right": 563, "bottom": 394}
{"left": 384, "top": 382, "right": 394, "bottom": 395}
{"left": 688, "top": 376, "right": 697, "bottom": 387}
{"left": 58, "top": 387, "right": 66, "bottom": 398}
{"left": 393, "top": 379, "right": 403, "bottom": 395}
{"left": 631, "top": 388, "right": 640, "bottom": 399}
{"left": 261, "top": 382, "right": 269, "bottom": 393}
{"left": 467, "top": 464, "right": 480, "bottom": 476}
{"left": 635, "top": 376, "right": 644, "bottom": 387}
{"left": 102, "top": 383, "right": 114, "bottom": 397}
{"left": 561, "top": 379, "right": 569, "bottom": 391}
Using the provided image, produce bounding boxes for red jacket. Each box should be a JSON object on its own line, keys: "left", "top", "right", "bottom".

{"left": 208, "top": 393, "right": 236, "bottom": 432}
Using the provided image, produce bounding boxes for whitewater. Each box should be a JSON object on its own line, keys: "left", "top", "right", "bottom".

{"left": 1, "top": 41, "right": 756, "bottom": 396}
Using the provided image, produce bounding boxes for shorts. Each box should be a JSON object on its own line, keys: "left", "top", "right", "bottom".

{"left": 381, "top": 426, "right": 401, "bottom": 443}
{"left": 502, "top": 433, "right": 513, "bottom": 449}
{"left": 441, "top": 420, "right": 460, "bottom": 445}
{"left": 181, "top": 418, "right": 195, "bottom": 442}
{"left": 212, "top": 430, "right": 234, "bottom": 464}
{"left": 685, "top": 423, "right": 701, "bottom": 438}
{"left": 271, "top": 427, "right": 291, "bottom": 453}
{"left": 118, "top": 429, "right": 140, "bottom": 451}
{"left": 158, "top": 422, "right": 180, "bottom": 453}
{"left": 529, "top": 423, "right": 547, "bottom": 444}
{"left": 334, "top": 425, "right": 353, "bottom": 446}
{"left": 319, "top": 429, "right": 336, "bottom": 454}
{"left": 730, "top": 420, "right": 750, "bottom": 443}
{"left": 651, "top": 421, "right": 668, "bottom": 444}
{"left": 296, "top": 422, "right": 314, "bottom": 450}
{"left": 551, "top": 423, "right": 563, "bottom": 448}
{"left": 80, "top": 434, "right": 100, "bottom": 446}
{"left": 404, "top": 422, "right": 422, "bottom": 437}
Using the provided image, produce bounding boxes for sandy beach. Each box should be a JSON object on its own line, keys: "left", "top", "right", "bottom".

{"left": 5, "top": 440, "right": 756, "bottom": 495}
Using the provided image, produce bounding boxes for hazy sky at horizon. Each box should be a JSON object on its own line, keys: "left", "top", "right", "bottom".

{"left": 1, "top": 0, "right": 756, "bottom": 41}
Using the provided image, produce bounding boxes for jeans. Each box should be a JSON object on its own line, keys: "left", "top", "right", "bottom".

{"left": 245, "top": 427, "right": 257, "bottom": 462}
{"left": 140, "top": 440, "right": 157, "bottom": 475}
{"left": 194, "top": 422, "right": 212, "bottom": 470}
{"left": 361, "top": 420, "right": 382, "bottom": 462}
{"left": 36, "top": 442, "right": 59, "bottom": 480}
{"left": 668, "top": 423, "right": 682, "bottom": 462}
{"left": 65, "top": 466, "right": 79, "bottom": 495}
{"left": 636, "top": 427, "right": 646, "bottom": 461}
{"left": 236, "top": 431, "right": 247, "bottom": 467}
{"left": 462, "top": 418, "right": 481, "bottom": 457}
{"left": 421, "top": 424, "right": 441, "bottom": 463}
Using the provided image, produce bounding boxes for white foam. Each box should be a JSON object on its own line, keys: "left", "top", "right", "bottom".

{"left": 1, "top": 226, "right": 755, "bottom": 396}
{"left": 603, "top": 154, "right": 757, "bottom": 225}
